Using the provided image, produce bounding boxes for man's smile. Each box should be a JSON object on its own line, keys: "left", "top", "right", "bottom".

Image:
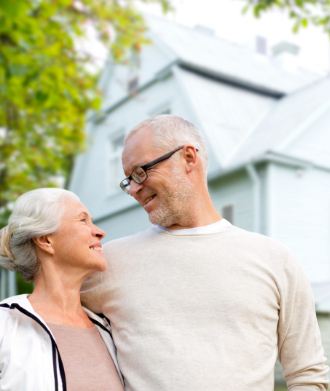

{"left": 143, "top": 194, "right": 157, "bottom": 207}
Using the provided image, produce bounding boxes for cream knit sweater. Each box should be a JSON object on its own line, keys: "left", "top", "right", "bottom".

{"left": 81, "top": 223, "right": 329, "bottom": 391}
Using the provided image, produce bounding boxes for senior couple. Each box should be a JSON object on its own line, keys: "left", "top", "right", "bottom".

{"left": 0, "top": 115, "right": 329, "bottom": 391}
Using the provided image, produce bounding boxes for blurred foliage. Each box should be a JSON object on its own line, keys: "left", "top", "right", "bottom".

{"left": 242, "top": 0, "right": 330, "bottom": 34}
{"left": 0, "top": 0, "right": 172, "bottom": 228}
{"left": 17, "top": 272, "right": 34, "bottom": 295}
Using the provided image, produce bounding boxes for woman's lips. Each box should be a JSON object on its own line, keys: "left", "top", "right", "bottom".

{"left": 89, "top": 243, "right": 103, "bottom": 252}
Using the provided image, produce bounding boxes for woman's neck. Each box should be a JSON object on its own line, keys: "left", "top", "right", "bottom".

{"left": 28, "top": 268, "right": 94, "bottom": 328}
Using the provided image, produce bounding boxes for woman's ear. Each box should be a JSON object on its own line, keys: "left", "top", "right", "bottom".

{"left": 33, "top": 236, "right": 55, "bottom": 255}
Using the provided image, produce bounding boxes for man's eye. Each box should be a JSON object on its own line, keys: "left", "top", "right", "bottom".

{"left": 81, "top": 219, "right": 86, "bottom": 222}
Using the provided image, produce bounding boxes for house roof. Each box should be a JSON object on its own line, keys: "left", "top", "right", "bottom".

{"left": 175, "top": 66, "right": 276, "bottom": 169}
{"left": 95, "top": 15, "right": 330, "bottom": 174}
{"left": 144, "top": 16, "right": 330, "bottom": 173}
{"left": 146, "top": 15, "right": 321, "bottom": 96}
{"left": 227, "top": 76, "right": 330, "bottom": 170}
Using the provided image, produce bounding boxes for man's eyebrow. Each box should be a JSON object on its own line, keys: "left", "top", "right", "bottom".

{"left": 124, "top": 163, "right": 141, "bottom": 177}
{"left": 127, "top": 159, "right": 152, "bottom": 174}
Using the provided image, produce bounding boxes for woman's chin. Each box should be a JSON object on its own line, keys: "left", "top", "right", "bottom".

{"left": 96, "top": 258, "right": 107, "bottom": 272}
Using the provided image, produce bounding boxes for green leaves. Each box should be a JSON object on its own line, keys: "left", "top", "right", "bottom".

{"left": 0, "top": 0, "right": 170, "bottom": 227}
{"left": 0, "top": 0, "right": 30, "bottom": 18}
{"left": 243, "top": 0, "right": 330, "bottom": 34}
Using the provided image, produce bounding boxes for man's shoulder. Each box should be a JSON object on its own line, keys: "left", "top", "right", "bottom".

{"left": 103, "top": 226, "right": 155, "bottom": 253}
{"left": 229, "top": 226, "right": 295, "bottom": 260}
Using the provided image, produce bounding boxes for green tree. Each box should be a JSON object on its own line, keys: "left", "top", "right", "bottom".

{"left": 242, "top": 0, "right": 330, "bottom": 34}
{"left": 0, "top": 0, "right": 171, "bottom": 227}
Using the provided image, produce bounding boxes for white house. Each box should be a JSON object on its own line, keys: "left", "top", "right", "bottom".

{"left": 72, "top": 16, "right": 330, "bottom": 384}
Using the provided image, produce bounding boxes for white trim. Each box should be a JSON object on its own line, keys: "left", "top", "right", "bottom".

{"left": 106, "top": 129, "right": 125, "bottom": 196}
{"left": 246, "top": 164, "right": 261, "bottom": 233}
{"left": 265, "top": 163, "right": 274, "bottom": 238}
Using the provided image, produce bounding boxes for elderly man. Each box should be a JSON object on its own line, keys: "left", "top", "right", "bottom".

{"left": 81, "top": 115, "right": 329, "bottom": 391}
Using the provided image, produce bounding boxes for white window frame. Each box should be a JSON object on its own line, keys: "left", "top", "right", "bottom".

{"left": 107, "top": 131, "right": 125, "bottom": 195}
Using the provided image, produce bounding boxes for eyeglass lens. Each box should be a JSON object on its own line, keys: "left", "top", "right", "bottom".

{"left": 120, "top": 179, "right": 130, "bottom": 194}
{"left": 131, "top": 167, "right": 147, "bottom": 183}
{"left": 120, "top": 167, "right": 148, "bottom": 194}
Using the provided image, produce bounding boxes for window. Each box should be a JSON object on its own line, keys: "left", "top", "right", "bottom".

{"left": 256, "top": 36, "right": 267, "bottom": 55}
{"left": 158, "top": 108, "right": 171, "bottom": 115}
{"left": 108, "top": 133, "right": 125, "bottom": 194}
{"left": 222, "top": 205, "right": 234, "bottom": 224}
{"left": 128, "top": 76, "right": 139, "bottom": 94}
{"left": 151, "top": 106, "right": 171, "bottom": 116}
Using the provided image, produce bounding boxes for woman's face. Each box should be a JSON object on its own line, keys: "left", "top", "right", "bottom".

{"left": 50, "top": 198, "right": 107, "bottom": 274}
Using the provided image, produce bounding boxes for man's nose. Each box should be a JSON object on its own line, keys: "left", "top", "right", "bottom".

{"left": 129, "top": 180, "right": 143, "bottom": 197}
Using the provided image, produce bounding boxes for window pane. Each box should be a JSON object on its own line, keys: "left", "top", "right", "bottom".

{"left": 109, "top": 134, "right": 125, "bottom": 153}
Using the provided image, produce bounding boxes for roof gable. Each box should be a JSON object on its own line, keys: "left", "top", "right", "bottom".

{"left": 99, "top": 31, "right": 178, "bottom": 112}
{"left": 228, "top": 76, "right": 330, "bottom": 169}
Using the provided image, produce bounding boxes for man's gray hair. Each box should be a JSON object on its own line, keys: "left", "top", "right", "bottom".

{"left": 0, "top": 188, "right": 79, "bottom": 282}
{"left": 126, "top": 115, "right": 209, "bottom": 174}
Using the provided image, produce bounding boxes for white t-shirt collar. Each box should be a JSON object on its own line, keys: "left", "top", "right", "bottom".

{"left": 153, "top": 218, "right": 233, "bottom": 235}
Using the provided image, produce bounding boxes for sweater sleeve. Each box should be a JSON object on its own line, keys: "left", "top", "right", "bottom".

{"left": 277, "top": 250, "right": 329, "bottom": 390}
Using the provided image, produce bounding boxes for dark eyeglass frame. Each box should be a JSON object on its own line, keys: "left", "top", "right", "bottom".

{"left": 120, "top": 145, "right": 198, "bottom": 194}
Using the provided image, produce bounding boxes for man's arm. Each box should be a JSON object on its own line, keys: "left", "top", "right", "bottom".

{"left": 278, "top": 250, "right": 329, "bottom": 390}
{"left": 80, "top": 269, "right": 104, "bottom": 314}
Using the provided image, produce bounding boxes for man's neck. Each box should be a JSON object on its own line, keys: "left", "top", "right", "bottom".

{"left": 167, "top": 195, "right": 222, "bottom": 230}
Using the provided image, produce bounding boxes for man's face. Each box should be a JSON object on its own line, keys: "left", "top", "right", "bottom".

{"left": 122, "top": 128, "right": 194, "bottom": 228}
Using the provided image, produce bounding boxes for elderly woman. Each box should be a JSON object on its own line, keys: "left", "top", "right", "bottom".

{"left": 0, "top": 188, "right": 124, "bottom": 391}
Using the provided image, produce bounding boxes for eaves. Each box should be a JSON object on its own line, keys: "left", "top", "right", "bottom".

{"left": 87, "top": 58, "right": 288, "bottom": 125}
{"left": 208, "top": 151, "right": 330, "bottom": 183}
{"left": 87, "top": 60, "right": 179, "bottom": 124}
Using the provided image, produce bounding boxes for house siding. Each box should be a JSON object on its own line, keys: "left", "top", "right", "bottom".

{"left": 95, "top": 205, "right": 151, "bottom": 241}
{"left": 268, "top": 162, "right": 330, "bottom": 283}
{"left": 268, "top": 162, "right": 330, "bottom": 384}
{"left": 209, "top": 170, "right": 254, "bottom": 232}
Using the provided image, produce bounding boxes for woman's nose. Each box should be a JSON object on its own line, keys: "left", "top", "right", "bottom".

{"left": 92, "top": 225, "right": 106, "bottom": 240}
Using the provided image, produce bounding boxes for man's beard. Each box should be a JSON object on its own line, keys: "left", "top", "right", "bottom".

{"left": 148, "top": 165, "right": 195, "bottom": 228}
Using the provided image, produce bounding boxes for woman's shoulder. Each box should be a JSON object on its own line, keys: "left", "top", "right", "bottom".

{"left": 0, "top": 294, "right": 34, "bottom": 328}
{"left": 0, "top": 293, "right": 30, "bottom": 305}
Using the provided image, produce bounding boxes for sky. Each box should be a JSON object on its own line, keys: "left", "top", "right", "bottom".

{"left": 138, "top": 0, "right": 330, "bottom": 75}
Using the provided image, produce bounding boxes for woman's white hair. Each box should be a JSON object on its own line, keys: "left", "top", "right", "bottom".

{"left": 0, "top": 188, "right": 79, "bottom": 282}
{"left": 125, "top": 115, "right": 209, "bottom": 175}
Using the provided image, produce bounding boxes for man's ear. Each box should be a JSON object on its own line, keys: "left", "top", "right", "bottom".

{"left": 33, "top": 235, "right": 55, "bottom": 255}
{"left": 183, "top": 145, "right": 198, "bottom": 173}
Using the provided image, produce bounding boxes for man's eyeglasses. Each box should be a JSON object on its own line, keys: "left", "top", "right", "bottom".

{"left": 120, "top": 145, "right": 198, "bottom": 194}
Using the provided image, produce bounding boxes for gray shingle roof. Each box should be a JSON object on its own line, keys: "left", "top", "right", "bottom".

{"left": 146, "top": 15, "right": 321, "bottom": 96}
{"left": 227, "top": 76, "right": 330, "bottom": 169}
{"left": 175, "top": 67, "right": 276, "bottom": 169}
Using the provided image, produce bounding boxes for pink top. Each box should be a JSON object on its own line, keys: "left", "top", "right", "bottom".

{"left": 47, "top": 323, "right": 124, "bottom": 391}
